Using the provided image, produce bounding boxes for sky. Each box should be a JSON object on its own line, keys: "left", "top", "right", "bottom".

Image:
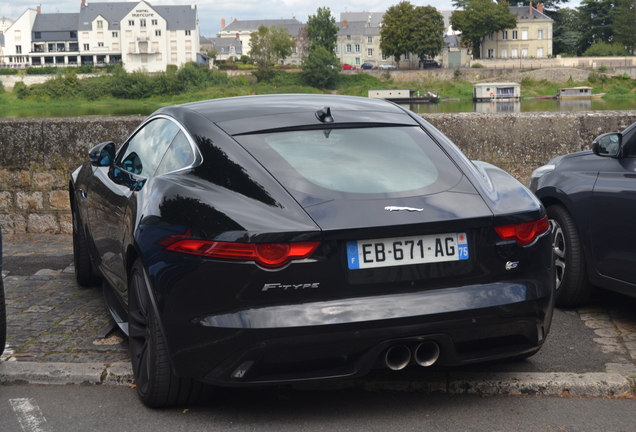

{"left": 1, "top": 0, "right": 581, "bottom": 38}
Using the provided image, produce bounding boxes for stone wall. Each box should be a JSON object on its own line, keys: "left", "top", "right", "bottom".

{"left": 0, "top": 117, "right": 143, "bottom": 234}
{"left": 1, "top": 111, "right": 636, "bottom": 234}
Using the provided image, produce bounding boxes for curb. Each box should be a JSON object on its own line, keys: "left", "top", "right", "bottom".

{"left": 0, "top": 362, "right": 134, "bottom": 387}
{"left": 1, "top": 362, "right": 631, "bottom": 397}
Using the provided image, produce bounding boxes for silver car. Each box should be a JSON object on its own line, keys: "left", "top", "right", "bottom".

{"left": 377, "top": 64, "right": 397, "bottom": 70}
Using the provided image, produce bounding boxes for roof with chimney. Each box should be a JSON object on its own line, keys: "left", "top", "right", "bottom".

{"left": 339, "top": 12, "right": 384, "bottom": 27}
{"left": 78, "top": 1, "right": 198, "bottom": 31}
{"left": 336, "top": 20, "right": 381, "bottom": 37}
{"left": 510, "top": 5, "right": 551, "bottom": 21}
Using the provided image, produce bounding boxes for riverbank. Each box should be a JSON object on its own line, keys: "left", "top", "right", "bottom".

{"left": 1, "top": 65, "right": 636, "bottom": 117}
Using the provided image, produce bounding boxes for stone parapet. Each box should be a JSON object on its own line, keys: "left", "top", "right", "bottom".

{"left": 1, "top": 112, "right": 635, "bottom": 234}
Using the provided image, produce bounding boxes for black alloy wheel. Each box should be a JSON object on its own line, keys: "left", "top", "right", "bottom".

{"left": 72, "top": 205, "right": 100, "bottom": 287}
{"left": 128, "top": 258, "right": 211, "bottom": 408}
{"left": 547, "top": 204, "right": 594, "bottom": 308}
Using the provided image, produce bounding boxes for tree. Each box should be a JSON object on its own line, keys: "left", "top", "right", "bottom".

{"left": 411, "top": 6, "right": 446, "bottom": 63}
{"left": 614, "top": 0, "right": 636, "bottom": 54}
{"left": 305, "top": 7, "right": 339, "bottom": 53}
{"left": 450, "top": 0, "right": 517, "bottom": 59}
{"left": 552, "top": 8, "right": 583, "bottom": 56}
{"left": 302, "top": 45, "right": 340, "bottom": 88}
{"left": 380, "top": 2, "right": 444, "bottom": 67}
{"left": 380, "top": 1, "right": 415, "bottom": 66}
{"left": 295, "top": 27, "right": 311, "bottom": 59}
{"left": 249, "top": 25, "right": 295, "bottom": 80}
{"left": 577, "top": 0, "right": 618, "bottom": 54}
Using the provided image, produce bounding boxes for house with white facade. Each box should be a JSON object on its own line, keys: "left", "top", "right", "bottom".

{"left": 1, "top": 1, "right": 200, "bottom": 72}
{"left": 217, "top": 18, "right": 305, "bottom": 65}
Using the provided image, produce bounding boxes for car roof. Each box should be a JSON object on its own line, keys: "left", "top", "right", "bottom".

{"left": 156, "top": 94, "right": 418, "bottom": 135}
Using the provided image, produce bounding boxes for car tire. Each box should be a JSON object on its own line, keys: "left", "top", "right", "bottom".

{"left": 72, "top": 206, "right": 100, "bottom": 287}
{"left": 547, "top": 204, "right": 594, "bottom": 308}
{"left": 128, "top": 259, "right": 211, "bottom": 408}
{"left": 0, "top": 278, "right": 6, "bottom": 355}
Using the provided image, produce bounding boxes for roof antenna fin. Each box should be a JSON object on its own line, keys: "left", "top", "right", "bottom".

{"left": 315, "top": 107, "right": 334, "bottom": 123}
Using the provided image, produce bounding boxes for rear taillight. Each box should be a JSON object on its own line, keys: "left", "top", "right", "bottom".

{"left": 164, "top": 239, "right": 320, "bottom": 268}
{"left": 494, "top": 216, "right": 549, "bottom": 246}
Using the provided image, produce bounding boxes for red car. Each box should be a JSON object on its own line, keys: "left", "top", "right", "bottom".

{"left": 341, "top": 64, "right": 356, "bottom": 70}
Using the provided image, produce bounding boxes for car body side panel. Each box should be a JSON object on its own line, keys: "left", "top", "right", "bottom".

{"left": 591, "top": 157, "right": 636, "bottom": 287}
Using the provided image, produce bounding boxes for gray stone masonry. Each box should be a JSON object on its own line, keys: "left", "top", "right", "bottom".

{"left": 2, "top": 111, "right": 636, "bottom": 234}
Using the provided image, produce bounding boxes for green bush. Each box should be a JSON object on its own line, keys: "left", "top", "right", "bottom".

{"left": 599, "top": 65, "right": 608, "bottom": 72}
{"left": 583, "top": 42, "right": 629, "bottom": 57}
{"left": 13, "top": 81, "right": 28, "bottom": 99}
{"left": 240, "top": 55, "right": 250, "bottom": 64}
{"left": 471, "top": 63, "right": 485, "bottom": 68}
{"left": 26, "top": 66, "right": 59, "bottom": 75}
{"left": 0, "top": 69, "right": 19, "bottom": 75}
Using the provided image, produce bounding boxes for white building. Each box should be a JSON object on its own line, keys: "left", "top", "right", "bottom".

{"left": 1, "top": 1, "right": 200, "bottom": 72}
{"left": 218, "top": 18, "right": 304, "bottom": 64}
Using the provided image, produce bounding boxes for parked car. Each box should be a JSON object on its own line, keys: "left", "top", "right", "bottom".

{"left": 422, "top": 60, "right": 442, "bottom": 68}
{"left": 361, "top": 63, "right": 375, "bottom": 70}
{"left": 377, "top": 64, "right": 397, "bottom": 70}
{"left": 341, "top": 64, "right": 356, "bottom": 70}
{"left": 0, "top": 231, "right": 5, "bottom": 355}
{"left": 530, "top": 121, "right": 636, "bottom": 307}
{"left": 71, "top": 94, "right": 554, "bottom": 408}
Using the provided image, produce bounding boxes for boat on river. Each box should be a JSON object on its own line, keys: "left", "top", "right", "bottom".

{"left": 368, "top": 89, "right": 439, "bottom": 103}
{"left": 557, "top": 87, "right": 605, "bottom": 100}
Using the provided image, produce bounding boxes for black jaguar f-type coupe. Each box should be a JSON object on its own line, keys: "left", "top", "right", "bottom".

{"left": 70, "top": 94, "right": 554, "bottom": 407}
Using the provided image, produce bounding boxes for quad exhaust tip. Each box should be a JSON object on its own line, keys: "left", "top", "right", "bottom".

{"left": 414, "top": 341, "right": 440, "bottom": 367}
{"left": 384, "top": 344, "right": 411, "bottom": 370}
{"left": 382, "top": 342, "right": 440, "bottom": 370}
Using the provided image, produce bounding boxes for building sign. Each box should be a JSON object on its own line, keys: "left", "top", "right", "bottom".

{"left": 132, "top": 9, "right": 155, "bottom": 18}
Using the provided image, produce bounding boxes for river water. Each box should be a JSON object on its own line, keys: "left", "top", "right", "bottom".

{"left": 2, "top": 98, "right": 636, "bottom": 118}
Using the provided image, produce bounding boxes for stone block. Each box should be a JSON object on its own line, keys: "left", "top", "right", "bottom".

{"left": 49, "top": 190, "right": 70, "bottom": 210}
{"left": 28, "top": 213, "right": 58, "bottom": 234}
{"left": 0, "top": 214, "right": 27, "bottom": 234}
{"left": 59, "top": 213, "right": 72, "bottom": 234}
{"left": 33, "top": 172, "right": 56, "bottom": 188}
{"left": 16, "top": 191, "right": 43, "bottom": 210}
{"left": 0, "top": 191, "right": 12, "bottom": 209}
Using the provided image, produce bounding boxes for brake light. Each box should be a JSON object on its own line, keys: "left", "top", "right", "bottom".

{"left": 494, "top": 216, "right": 549, "bottom": 246}
{"left": 164, "top": 239, "right": 320, "bottom": 268}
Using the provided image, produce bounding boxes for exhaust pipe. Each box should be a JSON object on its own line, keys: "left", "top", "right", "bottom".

{"left": 413, "top": 341, "right": 440, "bottom": 367}
{"left": 383, "top": 344, "right": 411, "bottom": 370}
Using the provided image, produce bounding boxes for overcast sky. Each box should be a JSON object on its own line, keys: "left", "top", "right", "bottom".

{"left": 2, "top": 0, "right": 579, "bottom": 38}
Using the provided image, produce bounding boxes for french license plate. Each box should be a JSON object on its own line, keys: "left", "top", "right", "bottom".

{"left": 346, "top": 232, "right": 468, "bottom": 270}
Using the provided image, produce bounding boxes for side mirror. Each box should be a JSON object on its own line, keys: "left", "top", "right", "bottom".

{"left": 592, "top": 133, "right": 621, "bottom": 158}
{"left": 89, "top": 141, "right": 116, "bottom": 167}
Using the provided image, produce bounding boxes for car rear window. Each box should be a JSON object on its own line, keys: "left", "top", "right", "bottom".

{"left": 235, "top": 126, "right": 463, "bottom": 199}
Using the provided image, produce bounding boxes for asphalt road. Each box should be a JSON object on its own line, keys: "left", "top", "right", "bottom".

{"left": 2, "top": 384, "right": 636, "bottom": 432}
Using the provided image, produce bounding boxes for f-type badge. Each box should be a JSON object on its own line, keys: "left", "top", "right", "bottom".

{"left": 384, "top": 206, "right": 424, "bottom": 212}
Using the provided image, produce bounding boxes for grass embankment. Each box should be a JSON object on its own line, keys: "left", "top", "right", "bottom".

{"left": 1, "top": 64, "right": 635, "bottom": 112}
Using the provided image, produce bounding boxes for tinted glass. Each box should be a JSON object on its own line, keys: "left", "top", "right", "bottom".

{"left": 236, "top": 126, "right": 463, "bottom": 199}
{"left": 155, "top": 131, "right": 195, "bottom": 176}
{"left": 118, "top": 118, "right": 180, "bottom": 177}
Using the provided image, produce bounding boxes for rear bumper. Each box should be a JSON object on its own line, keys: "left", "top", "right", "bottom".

{"left": 165, "top": 281, "right": 553, "bottom": 385}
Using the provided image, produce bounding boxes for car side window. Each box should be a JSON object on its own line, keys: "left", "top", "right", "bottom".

{"left": 117, "top": 118, "right": 180, "bottom": 177}
{"left": 155, "top": 131, "right": 195, "bottom": 176}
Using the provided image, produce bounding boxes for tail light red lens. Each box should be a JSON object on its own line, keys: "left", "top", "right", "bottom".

{"left": 165, "top": 239, "right": 320, "bottom": 268}
{"left": 494, "top": 216, "right": 549, "bottom": 246}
